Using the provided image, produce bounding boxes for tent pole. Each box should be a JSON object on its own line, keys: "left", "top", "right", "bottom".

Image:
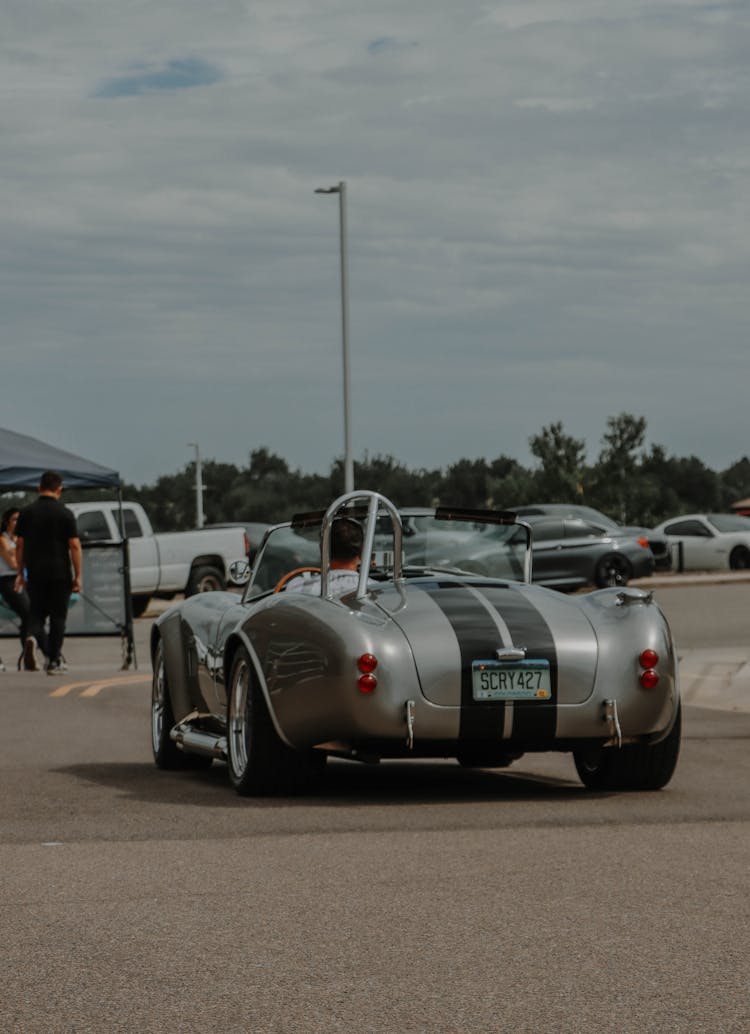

{"left": 117, "top": 487, "right": 136, "bottom": 670}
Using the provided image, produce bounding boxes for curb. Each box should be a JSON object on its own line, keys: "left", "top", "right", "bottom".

{"left": 631, "top": 571, "right": 750, "bottom": 589}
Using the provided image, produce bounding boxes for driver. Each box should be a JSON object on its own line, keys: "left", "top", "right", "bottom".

{"left": 284, "top": 517, "right": 367, "bottom": 596}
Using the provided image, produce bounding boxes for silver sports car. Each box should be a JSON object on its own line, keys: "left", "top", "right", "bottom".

{"left": 151, "top": 491, "right": 681, "bottom": 795}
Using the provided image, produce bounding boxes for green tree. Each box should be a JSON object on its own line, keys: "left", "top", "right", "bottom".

{"left": 719, "top": 457, "right": 750, "bottom": 509}
{"left": 439, "top": 459, "right": 492, "bottom": 508}
{"left": 593, "top": 413, "right": 647, "bottom": 522}
{"left": 529, "top": 422, "right": 586, "bottom": 501}
{"left": 353, "top": 453, "right": 438, "bottom": 506}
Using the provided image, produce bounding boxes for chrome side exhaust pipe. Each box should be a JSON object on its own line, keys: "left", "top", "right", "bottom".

{"left": 170, "top": 724, "right": 226, "bottom": 758}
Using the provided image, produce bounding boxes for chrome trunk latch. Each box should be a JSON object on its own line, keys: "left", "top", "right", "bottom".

{"left": 496, "top": 647, "right": 526, "bottom": 661}
{"left": 616, "top": 589, "right": 653, "bottom": 607}
{"left": 405, "top": 700, "right": 416, "bottom": 750}
{"left": 603, "top": 699, "right": 622, "bottom": 749}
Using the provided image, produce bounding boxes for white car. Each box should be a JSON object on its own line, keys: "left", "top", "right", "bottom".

{"left": 653, "top": 513, "right": 750, "bottom": 571}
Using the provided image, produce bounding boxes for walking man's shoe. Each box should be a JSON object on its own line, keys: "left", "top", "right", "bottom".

{"left": 46, "top": 659, "right": 68, "bottom": 676}
{"left": 23, "top": 636, "right": 40, "bottom": 672}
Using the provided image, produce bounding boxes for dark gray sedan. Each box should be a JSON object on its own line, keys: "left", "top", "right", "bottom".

{"left": 514, "top": 504, "right": 671, "bottom": 571}
{"left": 522, "top": 517, "right": 655, "bottom": 590}
{"left": 395, "top": 510, "right": 654, "bottom": 591}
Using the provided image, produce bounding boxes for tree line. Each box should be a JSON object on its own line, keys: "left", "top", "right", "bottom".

{"left": 62, "top": 413, "right": 750, "bottom": 532}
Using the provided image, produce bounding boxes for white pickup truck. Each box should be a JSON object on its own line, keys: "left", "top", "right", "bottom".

{"left": 68, "top": 501, "right": 249, "bottom": 617}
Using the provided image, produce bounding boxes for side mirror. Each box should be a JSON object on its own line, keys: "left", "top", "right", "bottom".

{"left": 228, "top": 559, "right": 251, "bottom": 586}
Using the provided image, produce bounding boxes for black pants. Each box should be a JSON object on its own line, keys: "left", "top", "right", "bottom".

{"left": 0, "top": 575, "right": 31, "bottom": 646}
{"left": 26, "top": 578, "right": 71, "bottom": 664}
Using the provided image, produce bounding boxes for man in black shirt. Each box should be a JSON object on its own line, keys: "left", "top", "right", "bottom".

{"left": 14, "top": 470, "right": 82, "bottom": 674}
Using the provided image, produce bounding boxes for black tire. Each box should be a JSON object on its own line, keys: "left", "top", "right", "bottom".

{"left": 151, "top": 640, "right": 185, "bottom": 769}
{"left": 594, "top": 553, "right": 633, "bottom": 588}
{"left": 226, "top": 646, "right": 325, "bottom": 796}
{"left": 186, "top": 565, "right": 224, "bottom": 596}
{"left": 132, "top": 594, "right": 151, "bottom": 618}
{"left": 574, "top": 703, "right": 681, "bottom": 791}
{"left": 729, "top": 546, "right": 750, "bottom": 570}
{"left": 151, "top": 639, "right": 213, "bottom": 771}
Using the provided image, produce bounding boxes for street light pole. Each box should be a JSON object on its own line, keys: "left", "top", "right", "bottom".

{"left": 315, "top": 180, "right": 354, "bottom": 494}
{"left": 187, "top": 442, "right": 205, "bottom": 528}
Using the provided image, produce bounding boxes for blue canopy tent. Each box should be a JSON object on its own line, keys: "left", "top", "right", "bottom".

{"left": 0, "top": 428, "right": 135, "bottom": 667}
{"left": 0, "top": 427, "right": 121, "bottom": 490}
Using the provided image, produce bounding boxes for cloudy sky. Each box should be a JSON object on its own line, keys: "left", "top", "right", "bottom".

{"left": 2, "top": 1, "right": 748, "bottom": 486}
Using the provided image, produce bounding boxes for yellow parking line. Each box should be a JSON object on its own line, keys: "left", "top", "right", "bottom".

{"left": 50, "top": 674, "right": 151, "bottom": 698}
{"left": 79, "top": 674, "right": 151, "bottom": 698}
{"left": 49, "top": 681, "right": 91, "bottom": 698}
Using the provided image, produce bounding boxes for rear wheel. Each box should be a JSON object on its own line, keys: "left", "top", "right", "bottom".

{"left": 226, "top": 646, "right": 326, "bottom": 796}
{"left": 574, "top": 703, "right": 681, "bottom": 791}
{"left": 186, "top": 565, "right": 224, "bottom": 596}
{"left": 594, "top": 553, "right": 633, "bottom": 588}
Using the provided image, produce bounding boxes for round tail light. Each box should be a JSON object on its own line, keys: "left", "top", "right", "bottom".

{"left": 639, "top": 649, "right": 659, "bottom": 669}
{"left": 640, "top": 669, "right": 659, "bottom": 690}
{"left": 358, "top": 653, "right": 377, "bottom": 673}
{"left": 358, "top": 674, "right": 377, "bottom": 693}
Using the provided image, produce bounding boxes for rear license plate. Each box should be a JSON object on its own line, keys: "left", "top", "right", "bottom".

{"left": 471, "top": 660, "right": 551, "bottom": 701}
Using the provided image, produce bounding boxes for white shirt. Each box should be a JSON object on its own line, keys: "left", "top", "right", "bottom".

{"left": 284, "top": 568, "right": 363, "bottom": 596}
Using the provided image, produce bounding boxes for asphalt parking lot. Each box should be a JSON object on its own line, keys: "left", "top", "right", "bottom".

{"left": 1, "top": 574, "right": 749, "bottom": 1032}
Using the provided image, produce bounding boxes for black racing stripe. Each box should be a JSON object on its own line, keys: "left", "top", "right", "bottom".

{"left": 423, "top": 584, "right": 506, "bottom": 741}
{"left": 480, "top": 585, "right": 558, "bottom": 742}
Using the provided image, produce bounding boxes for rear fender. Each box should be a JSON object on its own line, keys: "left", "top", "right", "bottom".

{"left": 577, "top": 587, "right": 679, "bottom": 737}
{"left": 223, "top": 630, "right": 296, "bottom": 749}
{"left": 152, "top": 611, "right": 193, "bottom": 723}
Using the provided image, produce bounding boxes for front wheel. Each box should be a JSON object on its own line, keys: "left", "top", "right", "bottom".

{"left": 152, "top": 639, "right": 213, "bottom": 770}
{"left": 574, "top": 703, "right": 681, "bottom": 791}
{"left": 151, "top": 640, "right": 184, "bottom": 769}
{"left": 226, "top": 646, "right": 326, "bottom": 796}
{"left": 594, "top": 553, "right": 633, "bottom": 588}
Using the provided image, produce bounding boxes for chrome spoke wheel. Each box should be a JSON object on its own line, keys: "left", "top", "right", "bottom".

{"left": 151, "top": 639, "right": 185, "bottom": 769}
{"left": 151, "top": 657, "right": 167, "bottom": 754}
{"left": 229, "top": 657, "right": 250, "bottom": 779}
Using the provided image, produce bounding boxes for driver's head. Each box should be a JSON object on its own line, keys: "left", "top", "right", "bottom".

{"left": 331, "top": 516, "right": 364, "bottom": 561}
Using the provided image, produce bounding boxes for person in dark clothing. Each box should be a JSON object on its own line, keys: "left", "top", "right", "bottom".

{"left": 0, "top": 507, "right": 34, "bottom": 667}
{"left": 14, "top": 470, "right": 82, "bottom": 674}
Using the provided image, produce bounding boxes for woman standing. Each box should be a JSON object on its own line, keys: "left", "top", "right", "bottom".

{"left": 0, "top": 507, "right": 35, "bottom": 669}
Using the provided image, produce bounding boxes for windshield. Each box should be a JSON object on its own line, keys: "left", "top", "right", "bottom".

{"left": 707, "top": 514, "right": 750, "bottom": 533}
{"left": 247, "top": 525, "right": 321, "bottom": 598}
{"left": 384, "top": 514, "right": 524, "bottom": 580}
{"left": 248, "top": 511, "right": 526, "bottom": 598}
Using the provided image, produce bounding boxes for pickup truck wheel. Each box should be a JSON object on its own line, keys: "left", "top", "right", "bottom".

{"left": 132, "top": 594, "right": 151, "bottom": 618}
{"left": 186, "top": 565, "right": 224, "bottom": 596}
{"left": 227, "top": 646, "right": 325, "bottom": 796}
{"left": 574, "top": 703, "right": 681, "bottom": 791}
